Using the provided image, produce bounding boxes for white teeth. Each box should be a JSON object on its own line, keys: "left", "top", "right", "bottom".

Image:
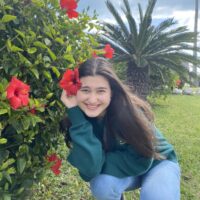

{"left": 86, "top": 105, "right": 98, "bottom": 110}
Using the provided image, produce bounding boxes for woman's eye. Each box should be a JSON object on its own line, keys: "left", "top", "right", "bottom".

{"left": 81, "top": 89, "right": 90, "bottom": 93}
{"left": 98, "top": 90, "right": 105, "bottom": 94}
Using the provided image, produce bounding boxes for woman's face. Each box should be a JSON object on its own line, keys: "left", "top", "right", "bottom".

{"left": 76, "top": 75, "right": 112, "bottom": 118}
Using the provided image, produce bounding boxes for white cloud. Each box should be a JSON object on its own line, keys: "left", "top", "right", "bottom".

{"left": 78, "top": 1, "right": 199, "bottom": 32}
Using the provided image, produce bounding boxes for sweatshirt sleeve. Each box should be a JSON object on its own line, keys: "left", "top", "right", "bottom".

{"left": 67, "top": 106, "right": 154, "bottom": 181}
{"left": 67, "top": 106, "right": 105, "bottom": 181}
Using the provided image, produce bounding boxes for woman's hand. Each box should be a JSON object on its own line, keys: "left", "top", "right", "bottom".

{"left": 60, "top": 90, "right": 78, "bottom": 108}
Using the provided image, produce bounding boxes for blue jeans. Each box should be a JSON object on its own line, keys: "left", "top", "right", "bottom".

{"left": 90, "top": 160, "right": 181, "bottom": 200}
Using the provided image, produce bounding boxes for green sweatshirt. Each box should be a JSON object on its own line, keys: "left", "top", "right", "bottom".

{"left": 67, "top": 106, "right": 178, "bottom": 182}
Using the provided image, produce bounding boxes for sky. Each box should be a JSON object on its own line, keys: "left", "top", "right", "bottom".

{"left": 77, "top": 0, "right": 199, "bottom": 32}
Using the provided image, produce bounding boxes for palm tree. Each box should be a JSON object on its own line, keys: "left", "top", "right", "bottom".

{"left": 100, "top": 0, "right": 200, "bottom": 97}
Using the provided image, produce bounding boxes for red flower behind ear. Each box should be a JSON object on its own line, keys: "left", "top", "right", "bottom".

{"left": 60, "top": 0, "right": 79, "bottom": 19}
{"left": 104, "top": 44, "right": 114, "bottom": 59}
{"left": 6, "top": 77, "right": 30, "bottom": 110}
{"left": 59, "top": 67, "right": 81, "bottom": 96}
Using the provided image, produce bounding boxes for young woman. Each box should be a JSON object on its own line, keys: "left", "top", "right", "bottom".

{"left": 60, "top": 57, "right": 181, "bottom": 200}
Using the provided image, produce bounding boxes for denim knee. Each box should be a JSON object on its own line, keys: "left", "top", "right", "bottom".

{"left": 90, "top": 174, "right": 122, "bottom": 200}
{"left": 140, "top": 160, "right": 181, "bottom": 200}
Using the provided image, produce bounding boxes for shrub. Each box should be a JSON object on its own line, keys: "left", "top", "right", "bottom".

{"left": 0, "top": 0, "right": 99, "bottom": 199}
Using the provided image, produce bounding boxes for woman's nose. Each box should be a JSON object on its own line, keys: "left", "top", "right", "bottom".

{"left": 88, "top": 93, "right": 98, "bottom": 103}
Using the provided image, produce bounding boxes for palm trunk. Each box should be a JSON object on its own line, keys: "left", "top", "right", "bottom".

{"left": 126, "top": 63, "right": 150, "bottom": 99}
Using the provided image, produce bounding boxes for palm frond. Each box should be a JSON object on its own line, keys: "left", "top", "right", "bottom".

{"left": 138, "top": 3, "right": 143, "bottom": 23}
{"left": 102, "top": 22, "right": 136, "bottom": 54}
{"left": 105, "top": 0, "right": 129, "bottom": 37}
{"left": 137, "top": 0, "right": 156, "bottom": 52}
{"left": 122, "top": 0, "right": 138, "bottom": 49}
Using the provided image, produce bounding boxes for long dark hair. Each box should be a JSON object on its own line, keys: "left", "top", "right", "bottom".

{"left": 60, "top": 57, "right": 161, "bottom": 159}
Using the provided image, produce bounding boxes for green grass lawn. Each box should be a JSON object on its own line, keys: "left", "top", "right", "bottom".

{"left": 153, "top": 95, "right": 200, "bottom": 200}
{"left": 29, "top": 95, "right": 200, "bottom": 200}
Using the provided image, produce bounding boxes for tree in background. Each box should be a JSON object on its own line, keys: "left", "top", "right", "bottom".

{"left": 100, "top": 0, "right": 200, "bottom": 98}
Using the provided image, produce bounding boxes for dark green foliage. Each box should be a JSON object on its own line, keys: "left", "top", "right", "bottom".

{"left": 0, "top": 0, "right": 98, "bottom": 199}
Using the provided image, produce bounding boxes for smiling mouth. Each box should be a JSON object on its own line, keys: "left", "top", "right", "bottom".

{"left": 85, "top": 104, "right": 100, "bottom": 110}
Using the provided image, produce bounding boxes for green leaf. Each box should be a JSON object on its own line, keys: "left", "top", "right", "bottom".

{"left": 10, "top": 119, "right": 23, "bottom": 133}
{"left": 0, "top": 83, "right": 4, "bottom": 92}
{"left": 27, "top": 47, "right": 37, "bottom": 54}
{"left": 6, "top": 39, "right": 12, "bottom": 50}
{"left": 0, "top": 172, "right": 2, "bottom": 181}
{"left": 49, "top": 100, "right": 56, "bottom": 106}
{"left": 0, "top": 122, "right": 2, "bottom": 132}
{"left": 0, "top": 22, "right": 6, "bottom": 30}
{"left": 63, "top": 54, "right": 75, "bottom": 63}
{"left": 2, "top": 14, "right": 16, "bottom": 23}
{"left": 30, "top": 115, "right": 44, "bottom": 127}
{"left": 11, "top": 45, "right": 23, "bottom": 52}
{"left": 43, "top": 70, "right": 52, "bottom": 82}
{"left": 7, "top": 167, "right": 16, "bottom": 175}
{"left": 0, "top": 158, "right": 15, "bottom": 170}
{"left": 18, "top": 52, "right": 32, "bottom": 66}
{"left": 3, "top": 171, "right": 12, "bottom": 184}
{"left": 52, "top": 66, "right": 60, "bottom": 78}
{"left": 18, "top": 144, "right": 29, "bottom": 154}
{"left": 66, "top": 45, "right": 72, "bottom": 52}
{"left": 16, "top": 187, "right": 24, "bottom": 195}
{"left": 46, "top": 93, "right": 53, "bottom": 99}
{"left": 21, "top": 117, "right": 31, "bottom": 130}
{"left": 33, "top": 41, "right": 47, "bottom": 49}
{"left": 14, "top": 29, "right": 25, "bottom": 38}
{"left": 55, "top": 37, "right": 64, "bottom": 44}
{"left": 0, "top": 149, "right": 9, "bottom": 165}
{"left": 0, "top": 109, "right": 7, "bottom": 115}
{"left": 0, "top": 138, "right": 7, "bottom": 144}
{"left": 2, "top": 193, "right": 11, "bottom": 200}
{"left": 43, "top": 55, "right": 51, "bottom": 62}
{"left": 17, "top": 158, "right": 26, "bottom": 174}
{"left": 30, "top": 68, "right": 39, "bottom": 79}
{"left": 32, "top": 0, "right": 45, "bottom": 7}
{"left": 47, "top": 48, "right": 56, "bottom": 61}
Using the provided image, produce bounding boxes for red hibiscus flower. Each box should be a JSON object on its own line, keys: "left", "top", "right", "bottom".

{"left": 67, "top": 9, "right": 79, "bottom": 18}
{"left": 47, "top": 154, "right": 62, "bottom": 175}
{"left": 6, "top": 77, "right": 30, "bottom": 110}
{"left": 60, "top": 0, "right": 79, "bottom": 19}
{"left": 59, "top": 67, "right": 81, "bottom": 96}
{"left": 104, "top": 44, "right": 114, "bottom": 59}
{"left": 60, "top": 0, "right": 77, "bottom": 10}
{"left": 47, "top": 154, "right": 58, "bottom": 162}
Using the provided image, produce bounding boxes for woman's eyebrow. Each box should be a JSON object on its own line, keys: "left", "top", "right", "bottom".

{"left": 81, "top": 86, "right": 90, "bottom": 89}
{"left": 96, "top": 87, "right": 108, "bottom": 90}
{"left": 81, "top": 86, "right": 108, "bottom": 90}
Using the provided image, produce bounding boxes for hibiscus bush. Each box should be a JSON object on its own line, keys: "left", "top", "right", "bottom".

{"left": 0, "top": 0, "right": 99, "bottom": 199}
